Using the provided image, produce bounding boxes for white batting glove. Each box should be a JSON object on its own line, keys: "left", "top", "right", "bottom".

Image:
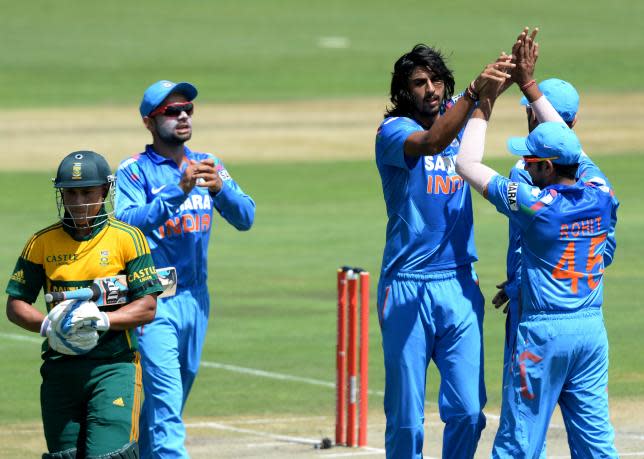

{"left": 48, "top": 325, "right": 99, "bottom": 355}
{"left": 66, "top": 300, "right": 110, "bottom": 332}
{"left": 41, "top": 300, "right": 74, "bottom": 337}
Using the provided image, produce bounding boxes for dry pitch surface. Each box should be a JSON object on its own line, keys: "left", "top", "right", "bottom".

{"left": 2, "top": 93, "right": 643, "bottom": 171}
{"left": 2, "top": 95, "right": 643, "bottom": 458}
{"left": 4, "top": 398, "right": 644, "bottom": 458}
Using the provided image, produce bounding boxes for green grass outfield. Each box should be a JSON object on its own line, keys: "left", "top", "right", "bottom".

{"left": 1, "top": 154, "right": 642, "bottom": 423}
{"left": 1, "top": 0, "right": 643, "bottom": 108}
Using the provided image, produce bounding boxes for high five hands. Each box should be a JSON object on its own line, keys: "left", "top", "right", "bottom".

{"left": 469, "top": 27, "right": 540, "bottom": 117}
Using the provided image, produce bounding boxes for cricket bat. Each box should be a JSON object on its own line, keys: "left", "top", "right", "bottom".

{"left": 44, "top": 266, "right": 177, "bottom": 306}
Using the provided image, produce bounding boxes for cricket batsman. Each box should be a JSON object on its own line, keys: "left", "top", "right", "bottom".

{"left": 6, "top": 150, "right": 163, "bottom": 458}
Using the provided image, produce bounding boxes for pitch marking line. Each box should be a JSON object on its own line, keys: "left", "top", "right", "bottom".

{"left": 187, "top": 421, "right": 387, "bottom": 456}
{"left": 186, "top": 421, "right": 319, "bottom": 446}
{"left": 0, "top": 332, "right": 42, "bottom": 344}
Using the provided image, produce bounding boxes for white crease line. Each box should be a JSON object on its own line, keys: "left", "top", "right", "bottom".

{"left": 232, "top": 416, "right": 329, "bottom": 425}
{"left": 186, "top": 421, "right": 320, "bottom": 445}
{"left": 0, "top": 332, "right": 42, "bottom": 344}
{"left": 245, "top": 441, "right": 294, "bottom": 448}
{"left": 201, "top": 360, "right": 386, "bottom": 397}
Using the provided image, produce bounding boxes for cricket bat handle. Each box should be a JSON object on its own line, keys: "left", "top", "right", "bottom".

{"left": 45, "top": 284, "right": 101, "bottom": 304}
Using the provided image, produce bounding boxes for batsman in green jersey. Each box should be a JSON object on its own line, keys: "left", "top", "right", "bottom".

{"left": 6, "top": 151, "right": 163, "bottom": 458}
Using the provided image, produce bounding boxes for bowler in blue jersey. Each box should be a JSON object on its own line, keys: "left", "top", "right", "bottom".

{"left": 374, "top": 43, "right": 514, "bottom": 458}
{"left": 115, "top": 80, "right": 255, "bottom": 458}
{"left": 456, "top": 30, "right": 618, "bottom": 458}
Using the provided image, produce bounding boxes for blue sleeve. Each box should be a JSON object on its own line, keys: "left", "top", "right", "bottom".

{"left": 211, "top": 162, "right": 255, "bottom": 231}
{"left": 486, "top": 174, "right": 542, "bottom": 231}
{"left": 376, "top": 118, "right": 422, "bottom": 169}
{"left": 577, "top": 154, "right": 619, "bottom": 266}
{"left": 504, "top": 163, "right": 532, "bottom": 298}
{"left": 115, "top": 157, "right": 189, "bottom": 233}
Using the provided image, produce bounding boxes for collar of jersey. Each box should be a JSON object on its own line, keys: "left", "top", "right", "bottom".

{"left": 145, "top": 145, "right": 194, "bottom": 165}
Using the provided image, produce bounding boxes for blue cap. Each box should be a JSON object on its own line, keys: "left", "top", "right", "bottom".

{"left": 520, "top": 78, "right": 579, "bottom": 123}
{"left": 507, "top": 122, "right": 581, "bottom": 165}
{"left": 139, "top": 80, "right": 198, "bottom": 117}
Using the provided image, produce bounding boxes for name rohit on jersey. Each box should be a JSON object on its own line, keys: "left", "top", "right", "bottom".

{"left": 424, "top": 155, "right": 464, "bottom": 195}
{"left": 560, "top": 216, "right": 603, "bottom": 238}
{"left": 158, "top": 193, "right": 213, "bottom": 238}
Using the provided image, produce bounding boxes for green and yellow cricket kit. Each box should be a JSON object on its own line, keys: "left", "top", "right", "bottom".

{"left": 6, "top": 216, "right": 163, "bottom": 456}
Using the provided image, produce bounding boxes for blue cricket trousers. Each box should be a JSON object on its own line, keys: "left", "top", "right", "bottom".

{"left": 378, "top": 266, "right": 486, "bottom": 459}
{"left": 492, "top": 308, "right": 617, "bottom": 459}
{"left": 138, "top": 285, "right": 210, "bottom": 459}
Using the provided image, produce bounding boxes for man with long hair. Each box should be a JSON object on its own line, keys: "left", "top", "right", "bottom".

{"left": 374, "top": 38, "right": 514, "bottom": 457}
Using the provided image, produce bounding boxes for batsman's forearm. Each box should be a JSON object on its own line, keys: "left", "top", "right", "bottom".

{"left": 105, "top": 294, "right": 157, "bottom": 330}
{"left": 6, "top": 297, "right": 45, "bottom": 333}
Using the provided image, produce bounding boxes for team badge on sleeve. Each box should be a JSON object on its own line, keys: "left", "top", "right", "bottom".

{"left": 218, "top": 169, "right": 232, "bottom": 181}
{"left": 508, "top": 182, "right": 519, "bottom": 211}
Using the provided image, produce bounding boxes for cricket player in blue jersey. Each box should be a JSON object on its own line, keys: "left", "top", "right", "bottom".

{"left": 374, "top": 41, "right": 516, "bottom": 458}
{"left": 115, "top": 80, "right": 256, "bottom": 458}
{"left": 456, "top": 34, "right": 619, "bottom": 457}
{"left": 493, "top": 76, "right": 618, "bottom": 408}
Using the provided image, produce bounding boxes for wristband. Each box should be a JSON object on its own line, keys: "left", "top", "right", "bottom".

{"left": 520, "top": 79, "right": 536, "bottom": 91}
{"left": 465, "top": 81, "right": 479, "bottom": 101}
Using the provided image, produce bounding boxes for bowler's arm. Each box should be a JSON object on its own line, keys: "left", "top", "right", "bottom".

{"left": 454, "top": 103, "right": 499, "bottom": 196}
{"left": 404, "top": 95, "right": 477, "bottom": 157}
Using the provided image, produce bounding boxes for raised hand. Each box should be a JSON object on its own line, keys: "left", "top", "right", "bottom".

{"left": 512, "top": 27, "right": 539, "bottom": 85}
{"left": 472, "top": 55, "right": 515, "bottom": 100}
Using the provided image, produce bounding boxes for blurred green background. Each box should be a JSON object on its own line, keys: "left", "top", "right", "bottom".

{"left": 2, "top": 0, "right": 643, "bottom": 108}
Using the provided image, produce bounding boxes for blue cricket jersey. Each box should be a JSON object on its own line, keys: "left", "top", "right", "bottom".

{"left": 115, "top": 145, "right": 255, "bottom": 289}
{"left": 375, "top": 101, "right": 477, "bottom": 277}
{"left": 504, "top": 153, "right": 619, "bottom": 303}
{"left": 488, "top": 170, "right": 617, "bottom": 313}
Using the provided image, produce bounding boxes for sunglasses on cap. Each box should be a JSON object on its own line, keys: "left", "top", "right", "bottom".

{"left": 523, "top": 155, "right": 559, "bottom": 163}
{"left": 149, "top": 102, "right": 194, "bottom": 118}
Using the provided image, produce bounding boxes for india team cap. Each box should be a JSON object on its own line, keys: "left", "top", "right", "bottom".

{"left": 139, "top": 80, "right": 198, "bottom": 117}
{"left": 507, "top": 122, "right": 582, "bottom": 165}
{"left": 520, "top": 78, "right": 579, "bottom": 123}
